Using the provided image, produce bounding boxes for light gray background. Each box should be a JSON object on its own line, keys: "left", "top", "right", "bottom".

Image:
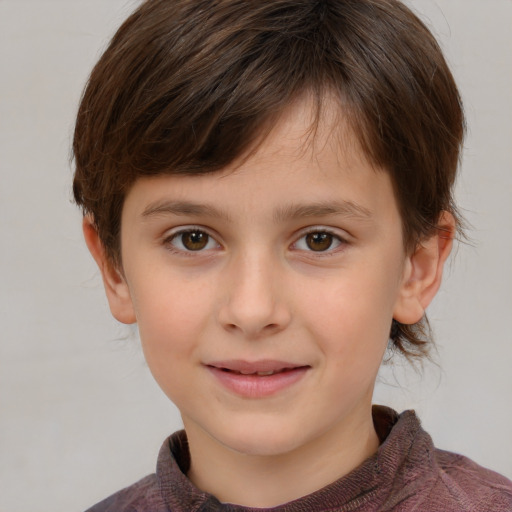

{"left": 0, "top": 1, "right": 511, "bottom": 510}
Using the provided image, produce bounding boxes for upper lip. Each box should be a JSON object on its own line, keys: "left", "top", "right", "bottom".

{"left": 205, "top": 360, "right": 309, "bottom": 373}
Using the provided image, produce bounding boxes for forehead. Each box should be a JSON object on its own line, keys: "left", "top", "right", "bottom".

{"left": 246, "top": 95, "right": 371, "bottom": 171}
{"left": 122, "top": 99, "right": 401, "bottom": 233}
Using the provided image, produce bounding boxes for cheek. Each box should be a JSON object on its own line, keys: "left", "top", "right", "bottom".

{"left": 129, "top": 274, "right": 216, "bottom": 405}
{"left": 299, "top": 267, "right": 398, "bottom": 360}
{"left": 130, "top": 273, "right": 213, "bottom": 362}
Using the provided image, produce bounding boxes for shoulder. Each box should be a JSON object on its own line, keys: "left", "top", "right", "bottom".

{"left": 374, "top": 408, "right": 512, "bottom": 512}
{"left": 84, "top": 473, "right": 167, "bottom": 512}
{"left": 426, "top": 448, "right": 512, "bottom": 511}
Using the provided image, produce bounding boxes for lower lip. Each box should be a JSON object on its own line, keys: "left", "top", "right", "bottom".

{"left": 206, "top": 366, "right": 309, "bottom": 398}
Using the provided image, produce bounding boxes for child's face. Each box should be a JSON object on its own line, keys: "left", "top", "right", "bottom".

{"left": 107, "top": 100, "right": 419, "bottom": 457}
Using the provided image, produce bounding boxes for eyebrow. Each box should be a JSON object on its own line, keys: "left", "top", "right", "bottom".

{"left": 141, "top": 199, "right": 372, "bottom": 223}
{"left": 273, "top": 200, "right": 372, "bottom": 223}
{"left": 141, "top": 201, "right": 233, "bottom": 221}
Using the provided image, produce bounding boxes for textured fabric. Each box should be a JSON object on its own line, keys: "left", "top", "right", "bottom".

{"left": 86, "top": 406, "right": 512, "bottom": 511}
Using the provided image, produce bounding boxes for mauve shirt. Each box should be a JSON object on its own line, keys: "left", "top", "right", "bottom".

{"left": 86, "top": 406, "right": 512, "bottom": 511}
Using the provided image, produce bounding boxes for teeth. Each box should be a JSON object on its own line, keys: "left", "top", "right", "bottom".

{"left": 235, "top": 370, "right": 278, "bottom": 376}
{"left": 225, "top": 368, "right": 289, "bottom": 376}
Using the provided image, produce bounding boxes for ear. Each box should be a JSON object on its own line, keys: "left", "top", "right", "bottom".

{"left": 82, "top": 215, "right": 137, "bottom": 324}
{"left": 393, "top": 211, "right": 455, "bottom": 325}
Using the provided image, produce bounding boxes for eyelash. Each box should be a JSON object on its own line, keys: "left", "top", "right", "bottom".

{"left": 163, "top": 227, "right": 348, "bottom": 256}
{"left": 163, "top": 227, "right": 221, "bottom": 256}
{"left": 292, "top": 228, "right": 347, "bottom": 255}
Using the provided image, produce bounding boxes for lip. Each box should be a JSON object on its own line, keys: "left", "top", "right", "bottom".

{"left": 205, "top": 360, "right": 310, "bottom": 398}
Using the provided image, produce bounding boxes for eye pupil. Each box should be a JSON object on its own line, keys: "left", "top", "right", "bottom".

{"left": 182, "top": 231, "right": 208, "bottom": 250}
{"left": 306, "top": 232, "right": 333, "bottom": 251}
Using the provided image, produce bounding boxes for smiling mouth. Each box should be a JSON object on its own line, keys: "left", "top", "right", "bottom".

{"left": 206, "top": 359, "right": 310, "bottom": 375}
{"left": 215, "top": 367, "right": 303, "bottom": 376}
{"left": 205, "top": 361, "right": 310, "bottom": 397}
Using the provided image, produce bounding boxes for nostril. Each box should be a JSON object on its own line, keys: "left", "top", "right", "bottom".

{"left": 217, "top": 297, "right": 291, "bottom": 337}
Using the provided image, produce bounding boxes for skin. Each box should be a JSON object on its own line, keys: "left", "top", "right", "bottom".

{"left": 84, "top": 99, "right": 453, "bottom": 507}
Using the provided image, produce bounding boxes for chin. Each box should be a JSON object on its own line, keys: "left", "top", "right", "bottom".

{"left": 213, "top": 421, "right": 310, "bottom": 457}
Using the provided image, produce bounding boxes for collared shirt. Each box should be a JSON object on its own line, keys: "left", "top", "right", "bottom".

{"left": 86, "top": 406, "right": 512, "bottom": 511}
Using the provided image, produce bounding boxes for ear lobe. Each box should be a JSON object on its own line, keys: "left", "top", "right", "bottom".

{"left": 82, "top": 216, "right": 137, "bottom": 324}
{"left": 393, "top": 211, "right": 455, "bottom": 325}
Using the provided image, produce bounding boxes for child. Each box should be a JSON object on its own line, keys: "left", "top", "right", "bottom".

{"left": 73, "top": 0, "right": 512, "bottom": 510}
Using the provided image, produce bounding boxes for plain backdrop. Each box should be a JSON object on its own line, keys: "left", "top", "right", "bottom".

{"left": 0, "top": 1, "right": 511, "bottom": 510}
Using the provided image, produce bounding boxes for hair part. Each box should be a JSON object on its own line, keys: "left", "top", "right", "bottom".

{"left": 73, "top": 0, "right": 465, "bottom": 360}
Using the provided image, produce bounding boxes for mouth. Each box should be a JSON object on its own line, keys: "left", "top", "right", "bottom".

{"left": 206, "top": 359, "right": 309, "bottom": 374}
{"left": 205, "top": 360, "right": 310, "bottom": 397}
{"left": 213, "top": 367, "right": 305, "bottom": 376}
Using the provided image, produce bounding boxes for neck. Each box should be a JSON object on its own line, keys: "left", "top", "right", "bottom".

{"left": 185, "top": 409, "right": 380, "bottom": 508}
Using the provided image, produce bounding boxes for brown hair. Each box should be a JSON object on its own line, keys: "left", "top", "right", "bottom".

{"left": 73, "top": 0, "right": 465, "bottom": 359}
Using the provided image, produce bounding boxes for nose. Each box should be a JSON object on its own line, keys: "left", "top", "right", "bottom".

{"left": 217, "top": 250, "right": 291, "bottom": 339}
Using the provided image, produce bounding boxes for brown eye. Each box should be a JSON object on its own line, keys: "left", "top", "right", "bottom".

{"left": 305, "top": 232, "right": 334, "bottom": 251}
{"left": 167, "top": 228, "right": 219, "bottom": 254}
{"left": 181, "top": 230, "right": 209, "bottom": 251}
